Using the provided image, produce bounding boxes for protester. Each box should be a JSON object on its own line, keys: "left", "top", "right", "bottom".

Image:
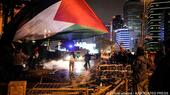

{"left": 149, "top": 39, "right": 170, "bottom": 93}
{"left": 14, "top": 48, "right": 28, "bottom": 79}
{"left": 126, "top": 49, "right": 134, "bottom": 64}
{"left": 69, "top": 52, "right": 75, "bottom": 73}
{"left": 84, "top": 51, "right": 91, "bottom": 70}
{"left": 109, "top": 51, "right": 116, "bottom": 64}
{"left": 132, "top": 47, "right": 153, "bottom": 93}
{"left": 116, "top": 49, "right": 128, "bottom": 64}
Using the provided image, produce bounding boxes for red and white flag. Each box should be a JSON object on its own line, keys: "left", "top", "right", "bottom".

{"left": 13, "top": 0, "right": 108, "bottom": 41}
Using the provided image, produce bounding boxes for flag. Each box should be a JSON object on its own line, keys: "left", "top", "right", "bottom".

{"left": 8, "top": 0, "right": 108, "bottom": 41}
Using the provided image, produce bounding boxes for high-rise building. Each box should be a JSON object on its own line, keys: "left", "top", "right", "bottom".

{"left": 112, "top": 15, "right": 123, "bottom": 30}
{"left": 123, "top": 0, "right": 143, "bottom": 48}
{"left": 115, "top": 28, "right": 134, "bottom": 51}
{"left": 164, "top": 10, "right": 170, "bottom": 41}
{"left": 111, "top": 15, "right": 124, "bottom": 42}
{"left": 145, "top": 0, "right": 170, "bottom": 51}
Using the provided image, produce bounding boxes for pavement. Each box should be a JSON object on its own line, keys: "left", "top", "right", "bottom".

{"left": 24, "top": 59, "right": 97, "bottom": 83}
{"left": 0, "top": 59, "right": 99, "bottom": 95}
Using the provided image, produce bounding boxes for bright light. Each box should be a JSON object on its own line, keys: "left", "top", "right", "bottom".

{"left": 58, "top": 47, "right": 67, "bottom": 51}
{"left": 131, "top": 52, "right": 135, "bottom": 55}
{"left": 75, "top": 61, "right": 84, "bottom": 74}
{"left": 43, "top": 60, "right": 67, "bottom": 70}
{"left": 64, "top": 55, "right": 71, "bottom": 61}
{"left": 76, "top": 55, "right": 84, "bottom": 61}
{"left": 75, "top": 42, "right": 98, "bottom": 54}
{"left": 69, "top": 44, "right": 73, "bottom": 48}
{"left": 42, "top": 59, "right": 85, "bottom": 74}
{"left": 115, "top": 28, "right": 129, "bottom": 33}
{"left": 64, "top": 41, "right": 74, "bottom": 50}
{"left": 32, "top": 40, "right": 36, "bottom": 43}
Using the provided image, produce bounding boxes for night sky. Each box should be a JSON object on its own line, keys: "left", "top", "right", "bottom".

{"left": 86, "top": 0, "right": 126, "bottom": 24}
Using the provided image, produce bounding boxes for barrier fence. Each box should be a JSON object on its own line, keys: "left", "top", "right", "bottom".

{"left": 98, "top": 64, "right": 133, "bottom": 94}
{"left": 98, "top": 64, "right": 132, "bottom": 79}
{"left": 8, "top": 64, "right": 134, "bottom": 95}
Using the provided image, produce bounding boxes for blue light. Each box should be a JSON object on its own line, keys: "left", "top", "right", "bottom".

{"left": 69, "top": 44, "right": 73, "bottom": 48}
{"left": 64, "top": 40, "right": 74, "bottom": 51}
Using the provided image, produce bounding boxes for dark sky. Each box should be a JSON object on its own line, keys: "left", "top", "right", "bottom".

{"left": 86, "top": 0, "right": 126, "bottom": 24}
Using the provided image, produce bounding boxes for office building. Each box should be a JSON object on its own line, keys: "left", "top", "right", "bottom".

{"left": 146, "top": 0, "right": 170, "bottom": 51}
{"left": 111, "top": 15, "right": 124, "bottom": 42}
{"left": 115, "top": 28, "right": 134, "bottom": 51}
{"left": 123, "top": 0, "right": 143, "bottom": 48}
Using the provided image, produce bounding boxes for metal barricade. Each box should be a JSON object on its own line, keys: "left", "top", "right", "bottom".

{"left": 27, "top": 82, "right": 93, "bottom": 95}
{"left": 98, "top": 64, "right": 132, "bottom": 79}
{"left": 26, "top": 64, "right": 133, "bottom": 95}
{"left": 98, "top": 64, "right": 133, "bottom": 93}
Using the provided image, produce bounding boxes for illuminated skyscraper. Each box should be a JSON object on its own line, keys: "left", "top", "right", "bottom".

{"left": 111, "top": 15, "right": 124, "bottom": 42}
{"left": 115, "top": 28, "right": 134, "bottom": 51}
{"left": 145, "top": 0, "right": 170, "bottom": 51}
{"left": 123, "top": 0, "right": 143, "bottom": 48}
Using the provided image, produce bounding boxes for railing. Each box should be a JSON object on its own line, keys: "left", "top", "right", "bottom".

{"left": 97, "top": 64, "right": 133, "bottom": 94}
{"left": 29, "top": 87, "right": 89, "bottom": 95}
{"left": 25, "top": 64, "right": 133, "bottom": 95}
{"left": 27, "top": 82, "right": 95, "bottom": 95}
{"left": 98, "top": 64, "right": 132, "bottom": 79}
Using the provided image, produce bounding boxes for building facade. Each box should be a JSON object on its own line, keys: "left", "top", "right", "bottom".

{"left": 123, "top": 0, "right": 143, "bottom": 48}
{"left": 112, "top": 15, "right": 123, "bottom": 30}
{"left": 111, "top": 15, "right": 124, "bottom": 42}
{"left": 115, "top": 28, "right": 134, "bottom": 51}
{"left": 145, "top": 0, "right": 170, "bottom": 51}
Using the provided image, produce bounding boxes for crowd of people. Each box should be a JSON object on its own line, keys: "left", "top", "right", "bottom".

{"left": 0, "top": 39, "right": 170, "bottom": 93}
{"left": 2, "top": 43, "right": 170, "bottom": 93}
{"left": 100, "top": 48, "right": 134, "bottom": 65}
{"left": 133, "top": 42, "right": 170, "bottom": 93}
{"left": 99, "top": 41, "right": 170, "bottom": 93}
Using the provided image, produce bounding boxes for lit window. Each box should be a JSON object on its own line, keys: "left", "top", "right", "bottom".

{"left": 158, "top": 16, "right": 161, "bottom": 18}
{"left": 155, "top": 27, "right": 160, "bottom": 29}
{"left": 155, "top": 4, "right": 159, "bottom": 7}
{"left": 150, "top": 27, "right": 154, "bottom": 29}
{"left": 136, "top": 16, "right": 140, "bottom": 18}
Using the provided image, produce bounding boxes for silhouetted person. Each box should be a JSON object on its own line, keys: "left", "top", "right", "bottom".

{"left": 84, "top": 51, "right": 91, "bottom": 70}
{"left": 69, "top": 52, "right": 75, "bottom": 73}
{"left": 109, "top": 52, "right": 116, "bottom": 64}
{"left": 149, "top": 39, "right": 170, "bottom": 93}
{"left": 117, "top": 51, "right": 127, "bottom": 64}
{"left": 132, "top": 47, "right": 152, "bottom": 93}
{"left": 14, "top": 48, "right": 28, "bottom": 78}
{"left": 127, "top": 49, "right": 134, "bottom": 64}
{"left": 69, "top": 52, "right": 75, "bottom": 81}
